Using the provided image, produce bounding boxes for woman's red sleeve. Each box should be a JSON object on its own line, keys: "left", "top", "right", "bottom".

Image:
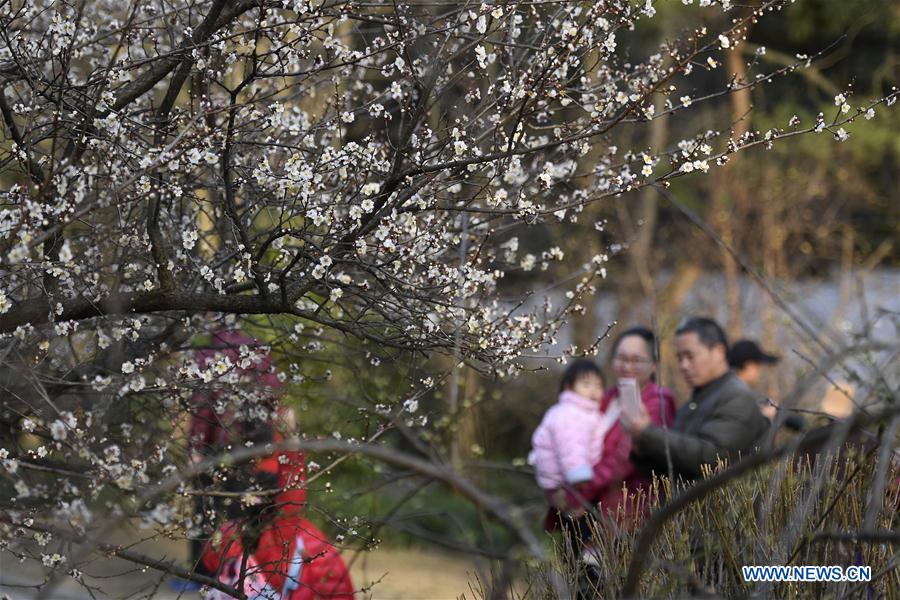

{"left": 585, "top": 423, "right": 634, "bottom": 501}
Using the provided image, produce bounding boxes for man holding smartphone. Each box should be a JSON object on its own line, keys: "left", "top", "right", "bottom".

{"left": 619, "top": 317, "right": 769, "bottom": 482}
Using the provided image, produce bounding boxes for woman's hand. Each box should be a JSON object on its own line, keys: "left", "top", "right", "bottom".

{"left": 761, "top": 398, "right": 777, "bottom": 422}
{"left": 619, "top": 403, "right": 651, "bottom": 437}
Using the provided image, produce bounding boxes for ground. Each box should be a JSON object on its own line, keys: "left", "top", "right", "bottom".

{"left": 0, "top": 526, "right": 481, "bottom": 600}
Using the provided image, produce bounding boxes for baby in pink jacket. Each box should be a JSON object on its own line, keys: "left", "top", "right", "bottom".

{"left": 531, "top": 359, "right": 615, "bottom": 514}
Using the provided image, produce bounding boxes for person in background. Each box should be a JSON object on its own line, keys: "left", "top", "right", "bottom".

{"left": 621, "top": 317, "right": 769, "bottom": 482}
{"left": 620, "top": 318, "right": 771, "bottom": 589}
{"left": 180, "top": 330, "right": 297, "bottom": 590}
{"left": 189, "top": 329, "right": 286, "bottom": 464}
{"left": 202, "top": 446, "right": 354, "bottom": 600}
{"left": 729, "top": 339, "right": 804, "bottom": 431}
{"left": 728, "top": 340, "right": 778, "bottom": 389}
{"left": 584, "top": 326, "right": 677, "bottom": 526}
{"left": 530, "top": 359, "right": 616, "bottom": 560}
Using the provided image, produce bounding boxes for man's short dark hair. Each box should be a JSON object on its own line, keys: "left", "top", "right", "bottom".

{"left": 676, "top": 317, "right": 728, "bottom": 350}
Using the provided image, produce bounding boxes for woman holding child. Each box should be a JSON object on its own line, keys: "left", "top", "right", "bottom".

{"left": 588, "top": 326, "right": 676, "bottom": 525}
{"left": 530, "top": 326, "right": 676, "bottom": 558}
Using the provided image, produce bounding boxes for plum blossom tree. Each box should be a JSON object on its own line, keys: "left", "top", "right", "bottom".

{"left": 0, "top": 0, "right": 895, "bottom": 597}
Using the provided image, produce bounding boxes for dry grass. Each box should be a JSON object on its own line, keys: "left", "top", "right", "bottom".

{"left": 522, "top": 445, "right": 900, "bottom": 599}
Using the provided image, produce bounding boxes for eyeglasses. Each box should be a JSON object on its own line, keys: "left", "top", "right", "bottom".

{"left": 613, "top": 354, "right": 653, "bottom": 366}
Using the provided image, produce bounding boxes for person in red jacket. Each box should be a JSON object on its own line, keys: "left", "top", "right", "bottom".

{"left": 184, "top": 329, "right": 289, "bottom": 584}
{"left": 586, "top": 326, "right": 677, "bottom": 526}
{"left": 201, "top": 449, "right": 354, "bottom": 600}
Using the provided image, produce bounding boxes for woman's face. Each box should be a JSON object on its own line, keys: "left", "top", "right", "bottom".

{"left": 612, "top": 335, "right": 656, "bottom": 387}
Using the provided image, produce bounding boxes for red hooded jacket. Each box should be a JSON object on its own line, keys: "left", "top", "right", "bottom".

{"left": 202, "top": 450, "right": 354, "bottom": 599}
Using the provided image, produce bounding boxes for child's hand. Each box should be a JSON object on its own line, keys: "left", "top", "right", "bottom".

{"left": 567, "top": 505, "right": 587, "bottom": 518}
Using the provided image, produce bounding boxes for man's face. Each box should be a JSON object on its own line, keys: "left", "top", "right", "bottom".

{"left": 737, "top": 361, "right": 761, "bottom": 387}
{"left": 676, "top": 332, "right": 727, "bottom": 388}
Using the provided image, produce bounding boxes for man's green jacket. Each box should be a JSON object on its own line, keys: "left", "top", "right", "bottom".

{"left": 633, "top": 371, "right": 769, "bottom": 481}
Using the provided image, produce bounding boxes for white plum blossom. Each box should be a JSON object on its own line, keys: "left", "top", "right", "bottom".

{"left": 475, "top": 45, "right": 489, "bottom": 69}
{"left": 129, "top": 375, "right": 146, "bottom": 392}
{"left": 182, "top": 229, "right": 198, "bottom": 250}
{"left": 41, "top": 554, "right": 66, "bottom": 568}
{"left": 61, "top": 411, "right": 77, "bottom": 428}
{"left": 58, "top": 240, "right": 73, "bottom": 263}
{"left": 150, "top": 503, "right": 175, "bottom": 524}
{"left": 604, "top": 33, "right": 616, "bottom": 52}
{"left": 104, "top": 445, "right": 121, "bottom": 463}
{"left": 520, "top": 254, "right": 537, "bottom": 271}
{"left": 49, "top": 420, "right": 67, "bottom": 441}
{"left": 312, "top": 255, "right": 333, "bottom": 279}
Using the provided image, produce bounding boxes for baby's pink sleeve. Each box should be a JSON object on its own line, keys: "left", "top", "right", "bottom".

{"left": 530, "top": 420, "right": 558, "bottom": 489}
{"left": 548, "top": 406, "right": 594, "bottom": 484}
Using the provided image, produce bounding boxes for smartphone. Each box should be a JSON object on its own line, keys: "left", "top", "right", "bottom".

{"left": 618, "top": 377, "right": 642, "bottom": 422}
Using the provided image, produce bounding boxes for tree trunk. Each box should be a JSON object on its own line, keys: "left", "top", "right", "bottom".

{"left": 715, "top": 44, "right": 753, "bottom": 337}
